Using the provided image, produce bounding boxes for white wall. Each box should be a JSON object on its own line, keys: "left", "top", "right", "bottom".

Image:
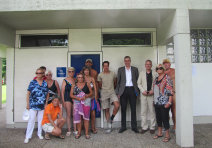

{"left": 14, "top": 47, "right": 68, "bottom": 122}
{"left": 0, "top": 23, "right": 15, "bottom": 47}
{"left": 1, "top": 0, "right": 212, "bottom": 11}
{"left": 192, "top": 64, "right": 212, "bottom": 116}
{"left": 69, "top": 29, "right": 101, "bottom": 52}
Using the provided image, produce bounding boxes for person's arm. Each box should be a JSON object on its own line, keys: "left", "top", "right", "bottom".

{"left": 85, "top": 84, "right": 93, "bottom": 99}
{"left": 91, "top": 77, "right": 98, "bottom": 101}
{"left": 115, "top": 68, "right": 121, "bottom": 97}
{"left": 114, "top": 78, "right": 117, "bottom": 89}
{"left": 61, "top": 80, "right": 66, "bottom": 106}
{"left": 47, "top": 114, "right": 57, "bottom": 128}
{"left": 26, "top": 91, "right": 30, "bottom": 109}
{"left": 55, "top": 80, "right": 61, "bottom": 97}
{"left": 70, "top": 84, "right": 81, "bottom": 101}
{"left": 58, "top": 104, "right": 63, "bottom": 119}
{"left": 137, "top": 72, "right": 147, "bottom": 95}
{"left": 164, "top": 75, "right": 173, "bottom": 108}
{"left": 45, "top": 93, "right": 49, "bottom": 106}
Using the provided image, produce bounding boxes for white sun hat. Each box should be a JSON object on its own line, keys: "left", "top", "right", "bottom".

{"left": 22, "top": 109, "right": 30, "bottom": 121}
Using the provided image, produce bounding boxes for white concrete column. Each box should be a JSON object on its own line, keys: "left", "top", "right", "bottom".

{"left": 174, "top": 9, "right": 194, "bottom": 147}
{"left": 0, "top": 57, "right": 2, "bottom": 109}
{"left": 6, "top": 48, "right": 14, "bottom": 127}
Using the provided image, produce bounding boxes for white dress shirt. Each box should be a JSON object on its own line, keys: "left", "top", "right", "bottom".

{"left": 125, "top": 67, "right": 133, "bottom": 86}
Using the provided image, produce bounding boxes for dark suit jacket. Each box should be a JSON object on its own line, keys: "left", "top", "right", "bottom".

{"left": 115, "top": 66, "right": 140, "bottom": 97}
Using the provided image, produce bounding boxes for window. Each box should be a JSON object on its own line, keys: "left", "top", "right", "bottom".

{"left": 20, "top": 35, "right": 68, "bottom": 47}
{"left": 191, "top": 29, "right": 212, "bottom": 63}
{"left": 166, "top": 42, "right": 175, "bottom": 63}
{"left": 102, "top": 33, "right": 152, "bottom": 46}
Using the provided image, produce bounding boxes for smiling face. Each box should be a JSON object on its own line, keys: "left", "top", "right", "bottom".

{"left": 46, "top": 72, "right": 52, "bottom": 80}
{"left": 83, "top": 68, "right": 90, "bottom": 76}
{"left": 67, "top": 69, "right": 75, "bottom": 77}
{"left": 163, "top": 62, "right": 171, "bottom": 70}
{"left": 156, "top": 65, "right": 165, "bottom": 75}
{"left": 52, "top": 98, "right": 59, "bottom": 107}
{"left": 35, "top": 69, "right": 44, "bottom": 78}
{"left": 77, "top": 73, "right": 84, "bottom": 83}
{"left": 124, "top": 57, "right": 131, "bottom": 67}
{"left": 85, "top": 61, "right": 93, "bottom": 68}
{"left": 103, "top": 62, "right": 109, "bottom": 72}
{"left": 145, "top": 61, "right": 152, "bottom": 71}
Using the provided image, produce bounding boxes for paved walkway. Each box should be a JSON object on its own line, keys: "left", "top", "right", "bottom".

{"left": 0, "top": 106, "right": 211, "bottom": 148}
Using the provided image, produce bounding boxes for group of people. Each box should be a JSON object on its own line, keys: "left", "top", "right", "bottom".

{"left": 24, "top": 56, "right": 176, "bottom": 144}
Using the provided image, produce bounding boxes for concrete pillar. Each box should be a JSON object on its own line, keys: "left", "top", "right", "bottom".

{"left": 0, "top": 57, "right": 2, "bottom": 109}
{"left": 174, "top": 9, "right": 194, "bottom": 147}
{"left": 6, "top": 48, "right": 14, "bottom": 127}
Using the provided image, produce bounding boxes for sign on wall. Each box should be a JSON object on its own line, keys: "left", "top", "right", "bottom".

{"left": 56, "top": 67, "right": 66, "bottom": 77}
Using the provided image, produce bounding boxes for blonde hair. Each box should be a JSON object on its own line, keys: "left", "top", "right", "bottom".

{"left": 67, "top": 67, "right": 75, "bottom": 71}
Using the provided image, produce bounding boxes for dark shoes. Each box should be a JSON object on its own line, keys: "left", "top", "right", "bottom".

{"left": 150, "top": 129, "right": 155, "bottom": 134}
{"left": 140, "top": 129, "right": 148, "bottom": 134}
{"left": 132, "top": 128, "right": 139, "bottom": 133}
{"left": 118, "top": 128, "right": 127, "bottom": 133}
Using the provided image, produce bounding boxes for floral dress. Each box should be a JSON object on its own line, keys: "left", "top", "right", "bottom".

{"left": 73, "top": 83, "right": 91, "bottom": 123}
{"left": 153, "top": 74, "right": 173, "bottom": 106}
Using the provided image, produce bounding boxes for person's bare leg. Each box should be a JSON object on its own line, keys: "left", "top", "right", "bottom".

{"left": 65, "top": 102, "right": 72, "bottom": 134}
{"left": 105, "top": 108, "right": 110, "bottom": 122}
{"left": 91, "top": 110, "right": 97, "bottom": 133}
{"left": 153, "top": 127, "right": 163, "bottom": 139}
{"left": 112, "top": 101, "right": 120, "bottom": 119}
{"left": 84, "top": 120, "right": 90, "bottom": 138}
{"left": 171, "top": 95, "right": 176, "bottom": 130}
{"left": 57, "top": 118, "right": 66, "bottom": 129}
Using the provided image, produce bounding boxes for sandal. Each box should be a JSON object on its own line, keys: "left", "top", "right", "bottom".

{"left": 85, "top": 135, "right": 90, "bottom": 139}
{"left": 75, "top": 134, "right": 81, "bottom": 139}
{"left": 58, "top": 135, "right": 65, "bottom": 139}
{"left": 91, "top": 129, "right": 97, "bottom": 134}
{"left": 66, "top": 132, "right": 71, "bottom": 137}
{"left": 45, "top": 134, "right": 51, "bottom": 140}
{"left": 153, "top": 134, "right": 163, "bottom": 139}
{"left": 163, "top": 137, "right": 171, "bottom": 142}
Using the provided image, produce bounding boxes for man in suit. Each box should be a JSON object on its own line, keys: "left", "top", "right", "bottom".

{"left": 137, "top": 60, "right": 156, "bottom": 134}
{"left": 116, "top": 56, "right": 139, "bottom": 133}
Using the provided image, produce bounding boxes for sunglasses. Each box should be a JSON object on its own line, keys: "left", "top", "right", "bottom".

{"left": 156, "top": 67, "right": 164, "bottom": 71}
{"left": 68, "top": 71, "right": 75, "bottom": 73}
{"left": 46, "top": 74, "right": 52, "bottom": 76}
{"left": 36, "top": 72, "right": 44, "bottom": 74}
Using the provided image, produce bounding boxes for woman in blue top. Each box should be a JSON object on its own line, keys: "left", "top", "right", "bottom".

{"left": 24, "top": 68, "right": 49, "bottom": 144}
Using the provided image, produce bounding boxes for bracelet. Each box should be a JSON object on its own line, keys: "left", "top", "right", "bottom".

{"left": 168, "top": 102, "right": 172, "bottom": 105}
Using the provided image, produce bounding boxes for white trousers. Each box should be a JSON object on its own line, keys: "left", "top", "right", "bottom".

{"left": 25, "top": 109, "right": 44, "bottom": 139}
{"left": 140, "top": 95, "right": 156, "bottom": 130}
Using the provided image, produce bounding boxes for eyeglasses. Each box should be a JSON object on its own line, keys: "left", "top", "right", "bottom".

{"left": 77, "top": 77, "right": 83, "bottom": 79}
{"left": 156, "top": 67, "right": 164, "bottom": 71}
{"left": 46, "top": 74, "right": 52, "bottom": 76}
{"left": 36, "top": 72, "right": 44, "bottom": 74}
{"left": 68, "top": 71, "right": 74, "bottom": 73}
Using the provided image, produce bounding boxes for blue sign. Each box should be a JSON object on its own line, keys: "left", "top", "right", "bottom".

{"left": 57, "top": 67, "right": 66, "bottom": 77}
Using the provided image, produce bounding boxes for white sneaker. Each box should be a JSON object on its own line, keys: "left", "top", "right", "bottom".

{"left": 73, "top": 131, "right": 78, "bottom": 136}
{"left": 38, "top": 135, "right": 44, "bottom": 140}
{"left": 24, "top": 138, "right": 29, "bottom": 144}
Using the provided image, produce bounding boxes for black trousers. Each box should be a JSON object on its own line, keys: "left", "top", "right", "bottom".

{"left": 120, "top": 87, "right": 137, "bottom": 129}
{"left": 154, "top": 105, "right": 171, "bottom": 130}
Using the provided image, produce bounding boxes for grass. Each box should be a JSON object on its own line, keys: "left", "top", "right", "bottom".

{"left": 2, "top": 85, "right": 6, "bottom": 104}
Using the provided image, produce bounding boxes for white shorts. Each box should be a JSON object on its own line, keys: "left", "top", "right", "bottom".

{"left": 42, "top": 120, "right": 57, "bottom": 133}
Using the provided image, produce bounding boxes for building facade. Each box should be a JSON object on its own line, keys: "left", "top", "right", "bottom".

{"left": 0, "top": 0, "right": 212, "bottom": 147}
